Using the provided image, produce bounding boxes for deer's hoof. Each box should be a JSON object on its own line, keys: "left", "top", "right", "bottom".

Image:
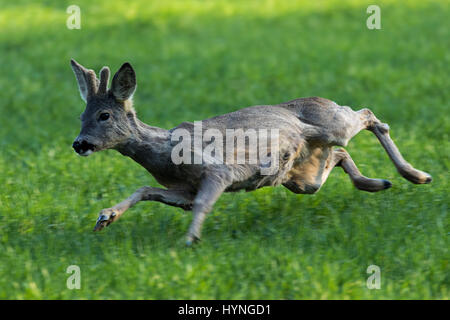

{"left": 93, "top": 209, "right": 117, "bottom": 231}
{"left": 399, "top": 166, "right": 433, "bottom": 185}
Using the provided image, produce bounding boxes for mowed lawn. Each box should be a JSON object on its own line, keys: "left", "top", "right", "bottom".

{"left": 0, "top": 0, "right": 448, "bottom": 299}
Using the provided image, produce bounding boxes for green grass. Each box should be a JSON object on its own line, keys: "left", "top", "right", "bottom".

{"left": 0, "top": 0, "right": 448, "bottom": 299}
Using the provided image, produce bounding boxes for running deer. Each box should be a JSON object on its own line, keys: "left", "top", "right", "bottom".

{"left": 70, "top": 60, "right": 432, "bottom": 245}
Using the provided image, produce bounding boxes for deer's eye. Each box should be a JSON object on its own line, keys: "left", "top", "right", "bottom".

{"left": 99, "top": 113, "right": 110, "bottom": 121}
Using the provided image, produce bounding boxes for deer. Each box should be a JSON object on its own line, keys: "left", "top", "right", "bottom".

{"left": 70, "top": 59, "right": 432, "bottom": 245}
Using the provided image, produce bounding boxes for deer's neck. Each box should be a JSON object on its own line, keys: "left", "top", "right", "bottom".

{"left": 115, "top": 117, "right": 172, "bottom": 173}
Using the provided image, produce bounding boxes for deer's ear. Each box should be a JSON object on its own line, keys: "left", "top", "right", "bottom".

{"left": 110, "top": 62, "right": 136, "bottom": 101}
{"left": 70, "top": 59, "right": 89, "bottom": 102}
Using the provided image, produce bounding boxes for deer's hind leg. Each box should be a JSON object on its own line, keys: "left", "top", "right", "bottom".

{"left": 284, "top": 147, "right": 391, "bottom": 194}
{"left": 334, "top": 148, "right": 392, "bottom": 192}
{"left": 311, "top": 105, "right": 432, "bottom": 184}
{"left": 358, "top": 108, "right": 432, "bottom": 184}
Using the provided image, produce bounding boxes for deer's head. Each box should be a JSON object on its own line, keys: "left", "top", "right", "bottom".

{"left": 71, "top": 59, "right": 137, "bottom": 156}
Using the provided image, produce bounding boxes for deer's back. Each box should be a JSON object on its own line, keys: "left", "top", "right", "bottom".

{"left": 162, "top": 97, "right": 354, "bottom": 193}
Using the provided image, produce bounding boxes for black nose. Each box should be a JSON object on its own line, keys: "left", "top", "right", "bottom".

{"left": 72, "top": 140, "right": 95, "bottom": 154}
{"left": 72, "top": 141, "right": 82, "bottom": 153}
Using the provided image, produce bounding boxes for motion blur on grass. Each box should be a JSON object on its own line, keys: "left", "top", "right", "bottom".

{"left": 0, "top": 0, "right": 448, "bottom": 299}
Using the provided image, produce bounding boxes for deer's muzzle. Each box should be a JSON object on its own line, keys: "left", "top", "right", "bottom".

{"left": 72, "top": 139, "right": 96, "bottom": 156}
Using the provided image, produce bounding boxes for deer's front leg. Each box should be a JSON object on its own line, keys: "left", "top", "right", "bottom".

{"left": 93, "top": 187, "right": 194, "bottom": 231}
{"left": 186, "top": 176, "right": 229, "bottom": 246}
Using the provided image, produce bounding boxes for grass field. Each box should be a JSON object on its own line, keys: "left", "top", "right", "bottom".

{"left": 0, "top": 0, "right": 448, "bottom": 299}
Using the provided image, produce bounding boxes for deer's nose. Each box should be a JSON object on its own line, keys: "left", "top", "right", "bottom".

{"left": 72, "top": 140, "right": 82, "bottom": 153}
{"left": 72, "top": 139, "right": 95, "bottom": 154}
